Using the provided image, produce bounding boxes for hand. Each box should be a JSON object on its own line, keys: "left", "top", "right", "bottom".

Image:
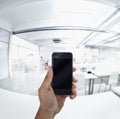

{"left": 35, "top": 67, "right": 77, "bottom": 119}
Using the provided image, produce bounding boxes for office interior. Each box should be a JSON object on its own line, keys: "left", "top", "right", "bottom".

{"left": 0, "top": 0, "right": 120, "bottom": 119}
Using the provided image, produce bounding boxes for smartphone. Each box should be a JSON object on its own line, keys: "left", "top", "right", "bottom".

{"left": 52, "top": 52, "right": 73, "bottom": 95}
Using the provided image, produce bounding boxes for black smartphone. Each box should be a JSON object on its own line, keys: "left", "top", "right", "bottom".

{"left": 52, "top": 52, "right": 73, "bottom": 95}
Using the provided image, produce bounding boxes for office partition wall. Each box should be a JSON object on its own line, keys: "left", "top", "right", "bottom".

{"left": 0, "top": 28, "right": 10, "bottom": 79}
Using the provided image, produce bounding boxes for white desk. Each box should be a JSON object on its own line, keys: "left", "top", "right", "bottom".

{"left": 84, "top": 73, "right": 97, "bottom": 95}
{"left": 111, "top": 86, "right": 120, "bottom": 96}
{"left": 0, "top": 88, "right": 39, "bottom": 119}
{"left": 0, "top": 88, "right": 120, "bottom": 119}
{"left": 56, "top": 92, "right": 120, "bottom": 119}
{"left": 74, "top": 72, "right": 97, "bottom": 95}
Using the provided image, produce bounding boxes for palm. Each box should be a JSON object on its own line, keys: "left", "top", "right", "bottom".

{"left": 39, "top": 85, "right": 66, "bottom": 114}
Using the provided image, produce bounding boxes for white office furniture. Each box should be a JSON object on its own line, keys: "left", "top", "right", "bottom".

{"left": 107, "top": 72, "right": 119, "bottom": 90}
{"left": 74, "top": 72, "right": 97, "bottom": 95}
{"left": 93, "top": 77, "right": 106, "bottom": 94}
{"left": 56, "top": 92, "right": 120, "bottom": 119}
{"left": 91, "top": 71, "right": 119, "bottom": 93}
{"left": 0, "top": 88, "right": 39, "bottom": 119}
{"left": 74, "top": 73, "right": 86, "bottom": 95}
{"left": 0, "top": 88, "right": 120, "bottom": 119}
{"left": 84, "top": 73, "right": 97, "bottom": 95}
{"left": 111, "top": 86, "right": 120, "bottom": 96}
{"left": 93, "top": 82, "right": 105, "bottom": 94}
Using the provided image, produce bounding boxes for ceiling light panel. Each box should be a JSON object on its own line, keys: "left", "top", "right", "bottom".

{"left": 85, "top": 32, "right": 115, "bottom": 45}
{"left": 102, "top": 39, "right": 120, "bottom": 48}
{"left": 101, "top": 11, "right": 120, "bottom": 33}
{"left": 101, "top": 34, "right": 120, "bottom": 47}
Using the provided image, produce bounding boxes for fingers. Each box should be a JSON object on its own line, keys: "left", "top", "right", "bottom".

{"left": 70, "top": 83, "right": 77, "bottom": 99}
{"left": 41, "top": 66, "right": 53, "bottom": 87}
{"left": 73, "top": 67, "right": 76, "bottom": 72}
{"left": 42, "top": 67, "right": 76, "bottom": 87}
{"left": 69, "top": 76, "right": 77, "bottom": 99}
{"left": 73, "top": 77, "right": 78, "bottom": 83}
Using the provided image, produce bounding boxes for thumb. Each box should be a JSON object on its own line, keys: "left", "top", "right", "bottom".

{"left": 43, "top": 66, "right": 53, "bottom": 86}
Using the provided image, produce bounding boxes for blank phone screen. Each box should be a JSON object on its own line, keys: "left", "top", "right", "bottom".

{"left": 52, "top": 58, "right": 72, "bottom": 91}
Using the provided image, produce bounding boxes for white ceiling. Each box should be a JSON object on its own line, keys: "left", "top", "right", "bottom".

{"left": 0, "top": 0, "right": 120, "bottom": 48}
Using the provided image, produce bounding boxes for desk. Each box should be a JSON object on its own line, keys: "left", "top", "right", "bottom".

{"left": 56, "top": 92, "right": 120, "bottom": 119}
{"left": 84, "top": 71, "right": 116, "bottom": 95}
{"left": 75, "top": 71, "right": 120, "bottom": 95}
{"left": 84, "top": 73, "right": 97, "bottom": 95}
{"left": 0, "top": 88, "right": 120, "bottom": 119}
{"left": 111, "top": 86, "right": 120, "bottom": 97}
{"left": 74, "top": 73, "right": 97, "bottom": 95}
{"left": 0, "top": 88, "right": 39, "bottom": 119}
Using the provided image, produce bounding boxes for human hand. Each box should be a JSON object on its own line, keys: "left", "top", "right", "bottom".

{"left": 35, "top": 67, "right": 77, "bottom": 119}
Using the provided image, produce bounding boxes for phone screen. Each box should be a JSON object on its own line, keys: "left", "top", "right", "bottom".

{"left": 52, "top": 52, "right": 72, "bottom": 95}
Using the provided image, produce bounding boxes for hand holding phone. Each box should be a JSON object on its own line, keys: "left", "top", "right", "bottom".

{"left": 52, "top": 52, "right": 73, "bottom": 95}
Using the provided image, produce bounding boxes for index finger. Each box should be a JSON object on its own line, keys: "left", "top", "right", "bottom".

{"left": 73, "top": 67, "right": 76, "bottom": 72}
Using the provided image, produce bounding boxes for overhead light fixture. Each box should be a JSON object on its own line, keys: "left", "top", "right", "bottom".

{"left": 53, "top": 38, "right": 61, "bottom": 43}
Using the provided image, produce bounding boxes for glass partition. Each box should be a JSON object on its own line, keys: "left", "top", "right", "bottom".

{"left": 10, "top": 35, "right": 42, "bottom": 95}
{"left": 0, "top": 28, "right": 10, "bottom": 80}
